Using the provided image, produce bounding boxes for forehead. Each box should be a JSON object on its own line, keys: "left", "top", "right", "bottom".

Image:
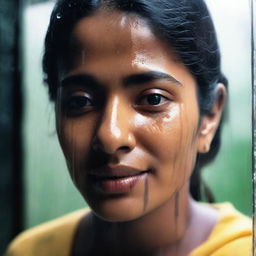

{"left": 69, "top": 10, "right": 171, "bottom": 60}
{"left": 66, "top": 9, "right": 196, "bottom": 90}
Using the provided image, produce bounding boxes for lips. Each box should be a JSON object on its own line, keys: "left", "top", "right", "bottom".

{"left": 88, "top": 166, "right": 149, "bottom": 194}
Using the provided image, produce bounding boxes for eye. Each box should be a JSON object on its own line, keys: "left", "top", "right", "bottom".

{"left": 61, "top": 93, "right": 94, "bottom": 116}
{"left": 139, "top": 93, "right": 169, "bottom": 106}
{"left": 66, "top": 95, "right": 93, "bottom": 109}
{"left": 134, "top": 89, "right": 173, "bottom": 113}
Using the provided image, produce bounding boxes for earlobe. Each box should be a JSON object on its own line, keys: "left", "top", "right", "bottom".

{"left": 197, "top": 118, "right": 215, "bottom": 153}
{"left": 197, "top": 119, "right": 216, "bottom": 153}
{"left": 197, "top": 83, "right": 226, "bottom": 154}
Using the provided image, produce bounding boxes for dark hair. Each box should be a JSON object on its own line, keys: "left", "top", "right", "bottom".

{"left": 43, "top": 0, "right": 228, "bottom": 201}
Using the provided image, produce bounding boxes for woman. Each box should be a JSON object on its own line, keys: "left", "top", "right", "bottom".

{"left": 6, "top": 0, "right": 252, "bottom": 255}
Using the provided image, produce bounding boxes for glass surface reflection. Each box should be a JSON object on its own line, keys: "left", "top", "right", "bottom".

{"left": 5, "top": 0, "right": 252, "bottom": 255}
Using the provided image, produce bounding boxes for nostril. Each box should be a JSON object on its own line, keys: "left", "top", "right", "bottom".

{"left": 91, "top": 139, "right": 127, "bottom": 154}
{"left": 119, "top": 146, "right": 131, "bottom": 151}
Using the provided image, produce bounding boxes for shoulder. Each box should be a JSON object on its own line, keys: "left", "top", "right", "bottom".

{"left": 209, "top": 236, "right": 252, "bottom": 256}
{"left": 5, "top": 208, "right": 90, "bottom": 256}
{"left": 190, "top": 203, "right": 252, "bottom": 256}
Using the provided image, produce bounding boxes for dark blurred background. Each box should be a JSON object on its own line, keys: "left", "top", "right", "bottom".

{"left": 0, "top": 0, "right": 252, "bottom": 255}
{"left": 0, "top": 0, "right": 23, "bottom": 253}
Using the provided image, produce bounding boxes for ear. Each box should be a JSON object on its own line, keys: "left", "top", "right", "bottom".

{"left": 197, "top": 83, "right": 226, "bottom": 153}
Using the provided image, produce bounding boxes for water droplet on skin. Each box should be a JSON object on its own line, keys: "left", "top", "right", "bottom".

{"left": 143, "top": 176, "right": 149, "bottom": 212}
{"left": 56, "top": 13, "right": 62, "bottom": 19}
{"left": 175, "top": 192, "right": 179, "bottom": 217}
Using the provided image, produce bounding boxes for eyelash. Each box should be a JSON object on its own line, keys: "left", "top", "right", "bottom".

{"left": 66, "top": 96, "right": 93, "bottom": 108}
{"left": 62, "top": 91, "right": 171, "bottom": 116}
{"left": 137, "top": 93, "right": 169, "bottom": 106}
{"left": 61, "top": 93, "right": 94, "bottom": 116}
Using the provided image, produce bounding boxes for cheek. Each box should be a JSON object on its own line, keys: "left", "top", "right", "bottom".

{"left": 57, "top": 116, "right": 96, "bottom": 178}
{"left": 136, "top": 104, "right": 199, "bottom": 185}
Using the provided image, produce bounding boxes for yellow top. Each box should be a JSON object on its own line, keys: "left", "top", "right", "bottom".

{"left": 5, "top": 203, "right": 252, "bottom": 256}
{"left": 189, "top": 203, "right": 252, "bottom": 256}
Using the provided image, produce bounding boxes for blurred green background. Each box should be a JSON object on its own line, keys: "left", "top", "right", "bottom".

{"left": 22, "top": 0, "right": 252, "bottom": 229}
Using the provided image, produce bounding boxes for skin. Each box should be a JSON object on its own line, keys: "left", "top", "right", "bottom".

{"left": 56, "top": 9, "right": 226, "bottom": 256}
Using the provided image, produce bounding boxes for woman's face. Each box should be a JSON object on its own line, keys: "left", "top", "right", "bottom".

{"left": 57, "top": 10, "right": 205, "bottom": 221}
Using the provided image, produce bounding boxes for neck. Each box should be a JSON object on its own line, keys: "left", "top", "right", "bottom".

{"left": 93, "top": 183, "right": 192, "bottom": 255}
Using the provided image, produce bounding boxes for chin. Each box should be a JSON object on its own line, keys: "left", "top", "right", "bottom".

{"left": 86, "top": 196, "right": 148, "bottom": 223}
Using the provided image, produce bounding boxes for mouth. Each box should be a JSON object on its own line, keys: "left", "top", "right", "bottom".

{"left": 88, "top": 166, "right": 149, "bottom": 194}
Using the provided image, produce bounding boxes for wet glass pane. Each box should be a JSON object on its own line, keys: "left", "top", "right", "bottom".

{"left": 23, "top": 2, "right": 85, "bottom": 228}
{"left": 202, "top": 0, "right": 252, "bottom": 215}
{"left": 15, "top": 0, "right": 254, "bottom": 255}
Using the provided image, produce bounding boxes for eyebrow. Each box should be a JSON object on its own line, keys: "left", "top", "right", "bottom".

{"left": 60, "top": 74, "right": 103, "bottom": 90}
{"left": 60, "top": 70, "right": 182, "bottom": 89}
{"left": 123, "top": 71, "right": 183, "bottom": 87}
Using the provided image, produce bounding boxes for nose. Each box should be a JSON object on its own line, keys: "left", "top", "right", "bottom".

{"left": 93, "top": 95, "right": 136, "bottom": 154}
